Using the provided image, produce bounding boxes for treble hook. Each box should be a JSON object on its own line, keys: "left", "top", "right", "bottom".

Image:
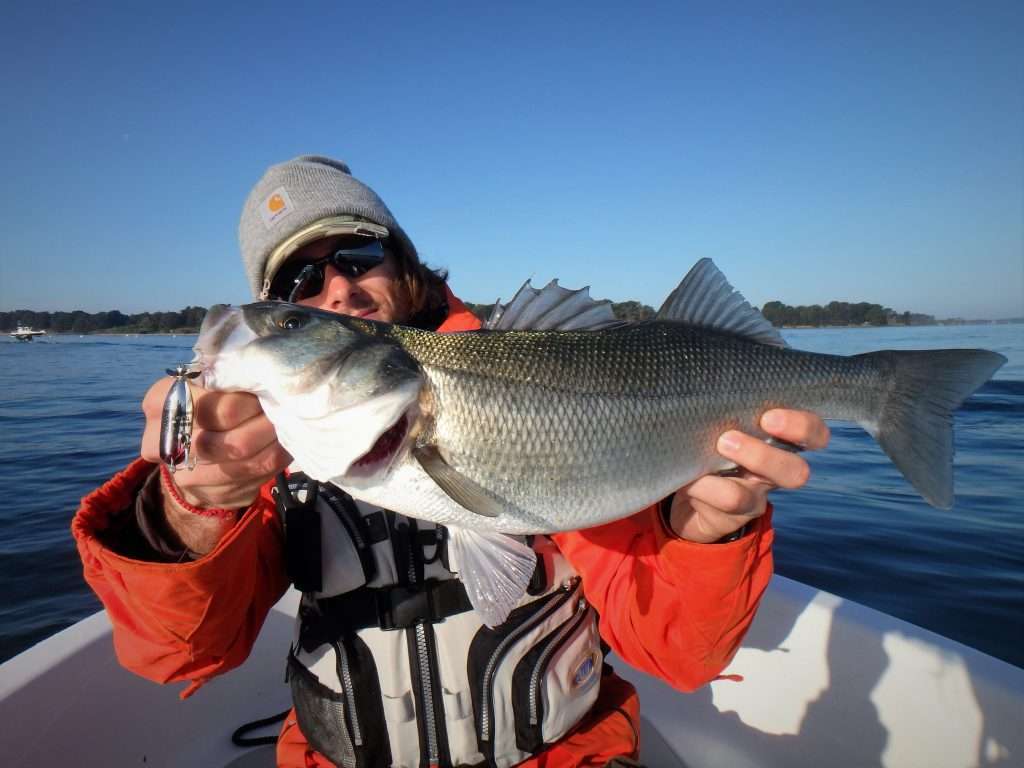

{"left": 159, "top": 364, "right": 202, "bottom": 472}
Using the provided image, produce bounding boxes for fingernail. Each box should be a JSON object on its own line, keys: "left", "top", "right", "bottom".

{"left": 762, "top": 410, "right": 784, "bottom": 431}
{"left": 718, "top": 432, "right": 742, "bottom": 454}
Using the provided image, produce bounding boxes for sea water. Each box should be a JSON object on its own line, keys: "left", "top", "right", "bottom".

{"left": 0, "top": 325, "right": 1021, "bottom": 667}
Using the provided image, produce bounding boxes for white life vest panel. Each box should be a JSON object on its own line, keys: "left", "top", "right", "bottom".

{"left": 278, "top": 475, "right": 604, "bottom": 768}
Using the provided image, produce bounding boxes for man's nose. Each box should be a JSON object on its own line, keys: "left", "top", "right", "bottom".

{"left": 320, "top": 264, "right": 352, "bottom": 291}
{"left": 321, "top": 264, "right": 365, "bottom": 304}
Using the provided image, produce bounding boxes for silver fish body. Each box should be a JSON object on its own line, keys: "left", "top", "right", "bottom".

{"left": 194, "top": 260, "right": 1006, "bottom": 624}
{"left": 341, "top": 322, "right": 1001, "bottom": 532}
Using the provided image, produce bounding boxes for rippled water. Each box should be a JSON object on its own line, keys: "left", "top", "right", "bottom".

{"left": 0, "top": 325, "right": 1020, "bottom": 667}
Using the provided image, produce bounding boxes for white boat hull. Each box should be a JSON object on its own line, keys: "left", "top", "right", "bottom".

{"left": 1, "top": 577, "right": 1022, "bottom": 767}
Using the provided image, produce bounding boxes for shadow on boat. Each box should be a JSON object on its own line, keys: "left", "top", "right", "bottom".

{"left": 625, "top": 576, "right": 1023, "bottom": 767}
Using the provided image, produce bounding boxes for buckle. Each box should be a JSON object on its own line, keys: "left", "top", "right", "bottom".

{"left": 376, "top": 585, "right": 439, "bottom": 630}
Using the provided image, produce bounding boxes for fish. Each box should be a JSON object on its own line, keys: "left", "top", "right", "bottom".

{"left": 194, "top": 259, "right": 1006, "bottom": 625}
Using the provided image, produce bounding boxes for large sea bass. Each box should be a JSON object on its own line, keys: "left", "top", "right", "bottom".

{"left": 195, "top": 260, "right": 1005, "bottom": 625}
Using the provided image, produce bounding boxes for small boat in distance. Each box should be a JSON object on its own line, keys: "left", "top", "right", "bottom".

{"left": 8, "top": 326, "right": 46, "bottom": 341}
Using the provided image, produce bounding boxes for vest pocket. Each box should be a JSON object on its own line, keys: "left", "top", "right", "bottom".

{"left": 288, "top": 652, "right": 357, "bottom": 768}
{"left": 512, "top": 602, "right": 601, "bottom": 753}
{"left": 468, "top": 579, "right": 592, "bottom": 767}
{"left": 288, "top": 634, "right": 392, "bottom": 768}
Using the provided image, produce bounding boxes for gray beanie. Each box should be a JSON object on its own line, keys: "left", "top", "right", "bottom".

{"left": 238, "top": 155, "right": 418, "bottom": 299}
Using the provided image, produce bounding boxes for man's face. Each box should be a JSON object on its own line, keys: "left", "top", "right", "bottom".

{"left": 286, "top": 236, "right": 411, "bottom": 323}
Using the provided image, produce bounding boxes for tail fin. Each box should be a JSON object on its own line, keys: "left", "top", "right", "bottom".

{"left": 861, "top": 349, "right": 1005, "bottom": 508}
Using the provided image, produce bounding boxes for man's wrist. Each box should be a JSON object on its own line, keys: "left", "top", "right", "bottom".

{"left": 159, "top": 464, "right": 238, "bottom": 520}
{"left": 659, "top": 494, "right": 750, "bottom": 544}
{"left": 158, "top": 465, "right": 241, "bottom": 557}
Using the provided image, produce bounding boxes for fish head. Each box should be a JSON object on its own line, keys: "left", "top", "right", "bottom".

{"left": 194, "top": 302, "right": 423, "bottom": 481}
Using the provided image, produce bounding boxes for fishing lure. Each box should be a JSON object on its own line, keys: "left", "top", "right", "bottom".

{"left": 159, "top": 364, "right": 201, "bottom": 472}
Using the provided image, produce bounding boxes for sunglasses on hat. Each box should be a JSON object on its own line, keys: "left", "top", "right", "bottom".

{"left": 269, "top": 237, "right": 387, "bottom": 302}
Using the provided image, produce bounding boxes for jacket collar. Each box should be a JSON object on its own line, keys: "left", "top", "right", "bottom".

{"left": 437, "top": 285, "right": 482, "bottom": 332}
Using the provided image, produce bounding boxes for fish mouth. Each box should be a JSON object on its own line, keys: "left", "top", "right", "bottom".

{"left": 348, "top": 411, "right": 411, "bottom": 477}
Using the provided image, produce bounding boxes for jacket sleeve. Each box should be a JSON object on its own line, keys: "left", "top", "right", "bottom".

{"left": 551, "top": 503, "right": 774, "bottom": 692}
{"left": 71, "top": 458, "right": 289, "bottom": 698}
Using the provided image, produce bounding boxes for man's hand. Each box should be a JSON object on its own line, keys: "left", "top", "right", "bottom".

{"left": 668, "top": 409, "right": 830, "bottom": 543}
{"left": 140, "top": 378, "right": 292, "bottom": 553}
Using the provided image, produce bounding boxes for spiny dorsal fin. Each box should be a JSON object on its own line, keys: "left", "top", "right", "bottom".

{"left": 658, "top": 259, "right": 786, "bottom": 347}
{"left": 485, "top": 279, "right": 622, "bottom": 331}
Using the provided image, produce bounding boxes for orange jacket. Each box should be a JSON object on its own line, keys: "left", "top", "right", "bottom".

{"left": 73, "top": 292, "right": 775, "bottom": 767}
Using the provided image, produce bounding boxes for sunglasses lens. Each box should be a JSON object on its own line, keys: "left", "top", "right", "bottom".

{"left": 269, "top": 237, "right": 387, "bottom": 301}
{"left": 332, "top": 253, "right": 385, "bottom": 278}
{"left": 287, "top": 264, "right": 325, "bottom": 302}
{"left": 330, "top": 239, "right": 386, "bottom": 278}
{"left": 270, "top": 261, "right": 324, "bottom": 302}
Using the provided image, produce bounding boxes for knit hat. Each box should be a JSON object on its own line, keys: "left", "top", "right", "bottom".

{"left": 238, "top": 155, "right": 418, "bottom": 299}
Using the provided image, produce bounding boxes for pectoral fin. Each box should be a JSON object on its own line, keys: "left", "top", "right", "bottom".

{"left": 414, "top": 445, "right": 506, "bottom": 518}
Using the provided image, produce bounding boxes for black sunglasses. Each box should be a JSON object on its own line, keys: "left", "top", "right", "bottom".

{"left": 269, "top": 238, "right": 388, "bottom": 302}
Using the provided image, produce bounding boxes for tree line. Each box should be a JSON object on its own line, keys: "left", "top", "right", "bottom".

{"left": 468, "top": 299, "right": 933, "bottom": 327}
{"left": 759, "top": 301, "right": 935, "bottom": 327}
{"left": 2, "top": 299, "right": 935, "bottom": 334}
{"left": 1, "top": 307, "right": 209, "bottom": 334}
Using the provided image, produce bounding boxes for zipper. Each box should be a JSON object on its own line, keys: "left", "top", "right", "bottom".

{"left": 528, "top": 598, "right": 590, "bottom": 726}
{"left": 479, "top": 579, "right": 579, "bottom": 742}
{"left": 322, "top": 487, "right": 367, "bottom": 549}
{"left": 333, "top": 640, "right": 363, "bottom": 747}
{"left": 401, "top": 517, "right": 444, "bottom": 766}
{"left": 415, "top": 621, "right": 440, "bottom": 764}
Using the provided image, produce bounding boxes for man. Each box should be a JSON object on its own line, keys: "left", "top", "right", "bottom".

{"left": 74, "top": 155, "right": 829, "bottom": 767}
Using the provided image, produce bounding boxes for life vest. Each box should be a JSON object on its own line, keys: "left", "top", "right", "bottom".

{"left": 277, "top": 473, "right": 604, "bottom": 768}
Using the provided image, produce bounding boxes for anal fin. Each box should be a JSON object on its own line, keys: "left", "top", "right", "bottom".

{"left": 446, "top": 525, "right": 536, "bottom": 627}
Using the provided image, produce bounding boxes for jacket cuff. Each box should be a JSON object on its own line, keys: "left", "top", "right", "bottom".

{"left": 72, "top": 459, "right": 269, "bottom": 570}
{"left": 650, "top": 503, "right": 774, "bottom": 587}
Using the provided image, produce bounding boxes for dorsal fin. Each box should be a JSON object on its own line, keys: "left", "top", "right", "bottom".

{"left": 657, "top": 259, "right": 786, "bottom": 347}
{"left": 485, "top": 279, "right": 622, "bottom": 331}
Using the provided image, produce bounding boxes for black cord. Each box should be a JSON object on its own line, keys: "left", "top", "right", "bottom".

{"left": 231, "top": 709, "right": 289, "bottom": 747}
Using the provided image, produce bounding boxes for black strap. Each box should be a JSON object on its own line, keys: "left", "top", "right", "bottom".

{"left": 320, "top": 484, "right": 379, "bottom": 584}
{"left": 276, "top": 473, "right": 323, "bottom": 592}
{"left": 302, "top": 579, "right": 472, "bottom": 648}
{"left": 231, "top": 708, "right": 289, "bottom": 747}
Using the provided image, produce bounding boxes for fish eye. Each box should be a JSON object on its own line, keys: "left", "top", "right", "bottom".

{"left": 278, "top": 313, "right": 307, "bottom": 331}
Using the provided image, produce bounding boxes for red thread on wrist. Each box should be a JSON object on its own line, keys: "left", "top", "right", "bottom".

{"left": 159, "top": 464, "right": 238, "bottom": 520}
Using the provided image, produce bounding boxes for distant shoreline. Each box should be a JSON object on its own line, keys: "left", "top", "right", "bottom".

{"left": 779, "top": 319, "right": 1023, "bottom": 329}
{"left": 5, "top": 319, "right": 1022, "bottom": 337}
{"left": 4, "top": 331, "right": 199, "bottom": 338}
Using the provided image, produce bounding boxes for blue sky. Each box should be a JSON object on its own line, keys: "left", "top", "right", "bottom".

{"left": 1, "top": 1, "right": 1021, "bottom": 320}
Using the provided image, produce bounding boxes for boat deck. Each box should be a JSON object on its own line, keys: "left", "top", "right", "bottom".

{"left": 1, "top": 578, "right": 1022, "bottom": 766}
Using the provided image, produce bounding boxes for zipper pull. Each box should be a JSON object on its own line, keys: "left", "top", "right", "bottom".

{"left": 560, "top": 575, "right": 581, "bottom": 592}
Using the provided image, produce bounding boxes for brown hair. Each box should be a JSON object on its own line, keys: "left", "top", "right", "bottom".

{"left": 389, "top": 243, "right": 450, "bottom": 328}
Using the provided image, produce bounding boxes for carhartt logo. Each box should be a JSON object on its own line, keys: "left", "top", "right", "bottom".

{"left": 259, "top": 187, "right": 294, "bottom": 228}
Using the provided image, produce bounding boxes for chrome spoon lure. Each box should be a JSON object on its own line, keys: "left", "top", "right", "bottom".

{"left": 159, "top": 364, "right": 201, "bottom": 472}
